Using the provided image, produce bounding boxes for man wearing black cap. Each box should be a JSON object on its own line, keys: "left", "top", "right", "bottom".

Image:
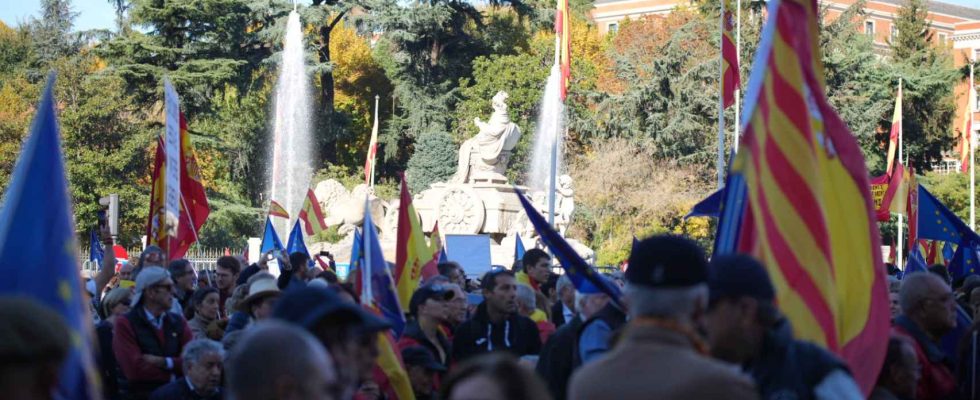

{"left": 452, "top": 269, "right": 541, "bottom": 362}
{"left": 403, "top": 346, "right": 447, "bottom": 400}
{"left": 568, "top": 235, "right": 758, "bottom": 400}
{"left": 398, "top": 283, "right": 454, "bottom": 367}
{"left": 704, "top": 254, "right": 862, "bottom": 400}
{"left": 272, "top": 286, "right": 391, "bottom": 399}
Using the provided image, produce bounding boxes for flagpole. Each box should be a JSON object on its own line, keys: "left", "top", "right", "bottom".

{"left": 733, "top": 0, "right": 741, "bottom": 151}
{"left": 371, "top": 95, "right": 379, "bottom": 189}
{"left": 548, "top": 2, "right": 563, "bottom": 229}
{"left": 897, "top": 78, "right": 904, "bottom": 269}
{"left": 717, "top": 0, "right": 726, "bottom": 189}
{"left": 363, "top": 199, "right": 373, "bottom": 305}
{"left": 970, "top": 62, "right": 975, "bottom": 232}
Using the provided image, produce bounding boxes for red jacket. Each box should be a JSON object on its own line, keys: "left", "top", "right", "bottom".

{"left": 113, "top": 308, "right": 193, "bottom": 385}
{"left": 894, "top": 317, "right": 956, "bottom": 400}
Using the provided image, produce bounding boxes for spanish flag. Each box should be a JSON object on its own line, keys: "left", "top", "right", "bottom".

{"left": 885, "top": 87, "right": 902, "bottom": 176}
{"left": 721, "top": 0, "right": 740, "bottom": 108}
{"left": 394, "top": 175, "right": 434, "bottom": 308}
{"left": 556, "top": 0, "right": 571, "bottom": 100}
{"left": 959, "top": 84, "right": 976, "bottom": 173}
{"left": 298, "top": 188, "right": 328, "bottom": 236}
{"left": 268, "top": 200, "right": 289, "bottom": 219}
{"left": 715, "top": 0, "right": 889, "bottom": 394}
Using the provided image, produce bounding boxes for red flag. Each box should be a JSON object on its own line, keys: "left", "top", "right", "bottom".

{"left": 169, "top": 114, "right": 210, "bottom": 259}
{"left": 268, "top": 200, "right": 289, "bottom": 219}
{"left": 721, "top": 0, "right": 740, "bottom": 108}
{"left": 959, "top": 85, "right": 976, "bottom": 173}
{"left": 298, "top": 189, "right": 328, "bottom": 236}
{"left": 556, "top": 0, "right": 571, "bottom": 100}
{"left": 885, "top": 88, "right": 901, "bottom": 176}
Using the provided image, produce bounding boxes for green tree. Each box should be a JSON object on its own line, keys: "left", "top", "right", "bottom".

{"left": 28, "top": 0, "right": 81, "bottom": 74}
{"left": 887, "top": 0, "right": 958, "bottom": 171}
{"left": 406, "top": 131, "right": 457, "bottom": 193}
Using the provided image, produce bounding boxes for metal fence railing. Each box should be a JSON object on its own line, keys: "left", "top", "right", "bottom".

{"left": 79, "top": 246, "right": 228, "bottom": 274}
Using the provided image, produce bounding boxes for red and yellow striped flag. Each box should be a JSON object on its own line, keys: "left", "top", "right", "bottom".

{"left": 721, "top": 0, "right": 740, "bottom": 108}
{"left": 394, "top": 175, "right": 434, "bottom": 308}
{"left": 268, "top": 200, "right": 289, "bottom": 219}
{"left": 728, "top": 0, "right": 889, "bottom": 394}
{"left": 959, "top": 85, "right": 976, "bottom": 173}
{"left": 885, "top": 88, "right": 902, "bottom": 176}
{"left": 298, "top": 189, "right": 328, "bottom": 236}
{"left": 556, "top": 0, "right": 571, "bottom": 100}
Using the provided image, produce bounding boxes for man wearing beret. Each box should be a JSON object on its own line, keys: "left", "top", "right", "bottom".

{"left": 703, "top": 254, "right": 862, "bottom": 400}
{"left": 568, "top": 235, "right": 758, "bottom": 400}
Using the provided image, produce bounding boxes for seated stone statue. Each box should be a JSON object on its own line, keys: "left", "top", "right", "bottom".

{"left": 451, "top": 91, "right": 522, "bottom": 184}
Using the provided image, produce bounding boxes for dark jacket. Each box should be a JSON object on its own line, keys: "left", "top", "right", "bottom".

{"left": 551, "top": 301, "right": 568, "bottom": 328}
{"left": 397, "top": 319, "right": 452, "bottom": 367}
{"left": 96, "top": 320, "right": 122, "bottom": 400}
{"left": 895, "top": 315, "right": 957, "bottom": 400}
{"left": 149, "top": 378, "right": 222, "bottom": 400}
{"left": 746, "top": 318, "right": 849, "bottom": 400}
{"left": 452, "top": 302, "right": 541, "bottom": 362}
{"left": 537, "top": 314, "right": 583, "bottom": 400}
{"left": 113, "top": 307, "right": 193, "bottom": 400}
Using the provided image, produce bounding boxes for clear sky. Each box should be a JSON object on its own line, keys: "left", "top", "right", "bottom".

{"left": 1, "top": 0, "right": 979, "bottom": 31}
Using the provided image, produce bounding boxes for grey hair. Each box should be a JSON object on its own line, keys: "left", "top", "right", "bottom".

{"left": 182, "top": 339, "right": 224, "bottom": 372}
{"left": 556, "top": 275, "right": 574, "bottom": 295}
{"left": 626, "top": 283, "right": 708, "bottom": 321}
{"left": 899, "top": 272, "right": 947, "bottom": 314}
{"left": 226, "top": 321, "right": 334, "bottom": 400}
{"left": 516, "top": 284, "right": 537, "bottom": 310}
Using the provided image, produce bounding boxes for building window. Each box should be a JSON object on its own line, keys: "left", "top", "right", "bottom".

{"left": 891, "top": 25, "right": 898, "bottom": 41}
{"left": 938, "top": 33, "right": 947, "bottom": 44}
{"left": 608, "top": 22, "right": 619, "bottom": 33}
{"left": 865, "top": 20, "right": 874, "bottom": 37}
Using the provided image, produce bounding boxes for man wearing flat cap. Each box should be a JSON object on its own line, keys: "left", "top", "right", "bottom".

{"left": 568, "top": 235, "right": 758, "bottom": 400}
{"left": 703, "top": 254, "right": 862, "bottom": 400}
{"left": 113, "top": 266, "right": 194, "bottom": 400}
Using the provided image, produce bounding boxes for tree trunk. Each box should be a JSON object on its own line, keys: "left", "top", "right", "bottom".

{"left": 319, "top": 22, "right": 338, "bottom": 164}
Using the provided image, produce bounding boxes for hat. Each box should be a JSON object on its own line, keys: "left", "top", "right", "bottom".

{"left": 409, "top": 284, "right": 455, "bottom": 316}
{"left": 272, "top": 286, "right": 390, "bottom": 333}
{"left": 132, "top": 266, "right": 170, "bottom": 306}
{"left": 626, "top": 235, "right": 708, "bottom": 288}
{"left": 401, "top": 346, "right": 447, "bottom": 372}
{"left": 707, "top": 254, "right": 775, "bottom": 305}
{"left": 241, "top": 278, "right": 281, "bottom": 309}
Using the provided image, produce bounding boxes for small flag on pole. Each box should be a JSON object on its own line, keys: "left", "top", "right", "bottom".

{"left": 959, "top": 84, "right": 976, "bottom": 173}
{"left": 556, "top": 0, "right": 571, "bottom": 100}
{"left": 259, "top": 217, "right": 285, "bottom": 254}
{"left": 365, "top": 96, "right": 381, "bottom": 186}
{"left": 268, "top": 200, "right": 289, "bottom": 219}
{"left": 298, "top": 189, "right": 328, "bottom": 236}
{"left": 885, "top": 87, "right": 902, "bottom": 176}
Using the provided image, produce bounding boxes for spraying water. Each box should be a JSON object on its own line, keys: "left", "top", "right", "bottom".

{"left": 528, "top": 64, "right": 565, "bottom": 192}
{"left": 269, "top": 9, "right": 313, "bottom": 233}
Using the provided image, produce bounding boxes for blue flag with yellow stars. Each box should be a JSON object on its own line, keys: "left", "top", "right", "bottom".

{"left": 516, "top": 188, "right": 624, "bottom": 308}
{"left": 285, "top": 220, "right": 314, "bottom": 268}
{"left": 0, "top": 74, "right": 100, "bottom": 399}
{"left": 89, "top": 229, "right": 104, "bottom": 266}
{"left": 918, "top": 185, "right": 980, "bottom": 245}
{"left": 259, "top": 216, "right": 284, "bottom": 254}
{"left": 902, "top": 245, "right": 928, "bottom": 279}
{"left": 949, "top": 241, "right": 980, "bottom": 281}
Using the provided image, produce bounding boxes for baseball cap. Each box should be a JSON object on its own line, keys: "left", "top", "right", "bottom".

{"left": 401, "top": 346, "right": 447, "bottom": 372}
{"left": 707, "top": 254, "right": 775, "bottom": 305}
{"left": 409, "top": 284, "right": 455, "bottom": 316}
{"left": 626, "top": 235, "right": 708, "bottom": 288}
{"left": 132, "top": 266, "right": 170, "bottom": 306}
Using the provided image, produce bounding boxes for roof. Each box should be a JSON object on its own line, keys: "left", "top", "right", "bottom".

{"left": 591, "top": 0, "right": 980, "bottom": 21}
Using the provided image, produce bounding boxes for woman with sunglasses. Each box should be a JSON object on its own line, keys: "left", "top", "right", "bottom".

{"left": 96, "top": 287, "right": 133, "bottom": 400}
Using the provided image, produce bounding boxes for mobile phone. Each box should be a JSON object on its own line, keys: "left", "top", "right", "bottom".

{"left": 319, "top": 251, "right": 332, "bottom": 258}
{"left": 266, "top": 253, "right": 275, "bottom": 261}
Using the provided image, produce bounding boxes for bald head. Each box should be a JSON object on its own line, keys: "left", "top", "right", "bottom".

{"left": 226, "top": 322, "right": 340, "bottom": 400}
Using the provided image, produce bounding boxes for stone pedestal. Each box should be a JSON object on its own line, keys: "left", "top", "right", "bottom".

{"left": 415, "top": 182, "right": 529, "bottom": 236}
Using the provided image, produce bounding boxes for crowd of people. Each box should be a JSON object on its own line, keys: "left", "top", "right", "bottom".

{"left": 5, "top": 231, "right": 980, "bottom": 400}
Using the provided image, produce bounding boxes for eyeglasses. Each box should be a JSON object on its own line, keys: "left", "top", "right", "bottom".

{"left": 151, "top": 283, "right": 174, "bottom": 292}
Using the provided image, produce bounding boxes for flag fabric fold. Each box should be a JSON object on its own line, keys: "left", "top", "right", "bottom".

{"left": 299, "top": 188, "right": 328, "bottom": 236}
{"left": 556, "top": 0, "right": 571, "bottom": 100}
{"left": 516, "top": 189, "right": 624, "bottom": 308}
{"left": 89, "top": 229, "right": 104, "bottom": 266}
{"left": 365, "top": 100, "right": 381, "bottom": 185}
{"left": 0, "top": 74, "right": 100, "bottom": 399}
{"left": 268, "top": 200, "right": 289, "bottom": 219}
{"left": 286, "top": 220, "right": 314, "bottom": 269}
{"left": 712, "top": 0, "right": 889, "bottom": 393}
{"left": 916, "top": 185, "right": 980, "bottom": 245}
{"left": 960, "top": 85, "right": 976, "bottom": 173}
{"left": 949, "top": 241, "right": 980, "bottom": 281}
{"left": 885, "top": 88, "right": 902, "bottom": 176}
{"left": 515, "top": 232, "right": 527, "bottom": 263}
{"left": 687, "top": 188, "right": 724, "bottom": 218}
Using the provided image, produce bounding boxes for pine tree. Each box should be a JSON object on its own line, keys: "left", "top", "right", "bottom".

{"left": 406, "top": 131, "right": 458, "bottom": 193}
{"left": 29, "top": 0, "right": 81, "bottom": 75}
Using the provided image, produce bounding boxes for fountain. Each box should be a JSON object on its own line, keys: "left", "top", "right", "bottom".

{"left": 528, "top": 64, "right": 565, "bottom": 192}
{"left": 269, "top": 9, "right": 313, "bottom": 233}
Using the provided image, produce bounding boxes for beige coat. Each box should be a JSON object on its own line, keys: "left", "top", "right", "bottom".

{"left": 568, "top": 323, "right": 759, "bottom": 400}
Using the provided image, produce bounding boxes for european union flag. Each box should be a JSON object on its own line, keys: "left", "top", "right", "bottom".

{"left": 949, "top": 240, "right": 980, "bottom": 281}
{"left": 0, "top": 75, "right": 99, "bottom": 399}
{"left": 514, "top": 232, "right": 526, "bottom": 264}
{"left": 516, "top": 189, "right": 624, "bottom": 308}
{"left": 944, "top": 242, "right": 955, "bottom": 266}
{"left": 89, "top": 229, "right": 104, "bottom": 267}
{"left": 903, "top": 245, "right": 928, "bottom": 278}
{"left": 686, "top": 188, "right": 724, "bottom": 218}
{"left": 918, "top": 185, "right": 980, "bottom": 245}
{"left": 713, "top": 172, "right": 747, "bottom": 256}
{"left": 361, "top": 202, "right": 405, "bottom": 337}
{"left": 285, "top": 220, "right": 314, "bottom": 268}
{"left": 259, "top": 216, "right": 284, "bottom": 254}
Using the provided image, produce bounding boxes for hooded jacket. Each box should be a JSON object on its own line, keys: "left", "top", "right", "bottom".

{"left": 451, "top": 302, "right": 541, "bottom": 362}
